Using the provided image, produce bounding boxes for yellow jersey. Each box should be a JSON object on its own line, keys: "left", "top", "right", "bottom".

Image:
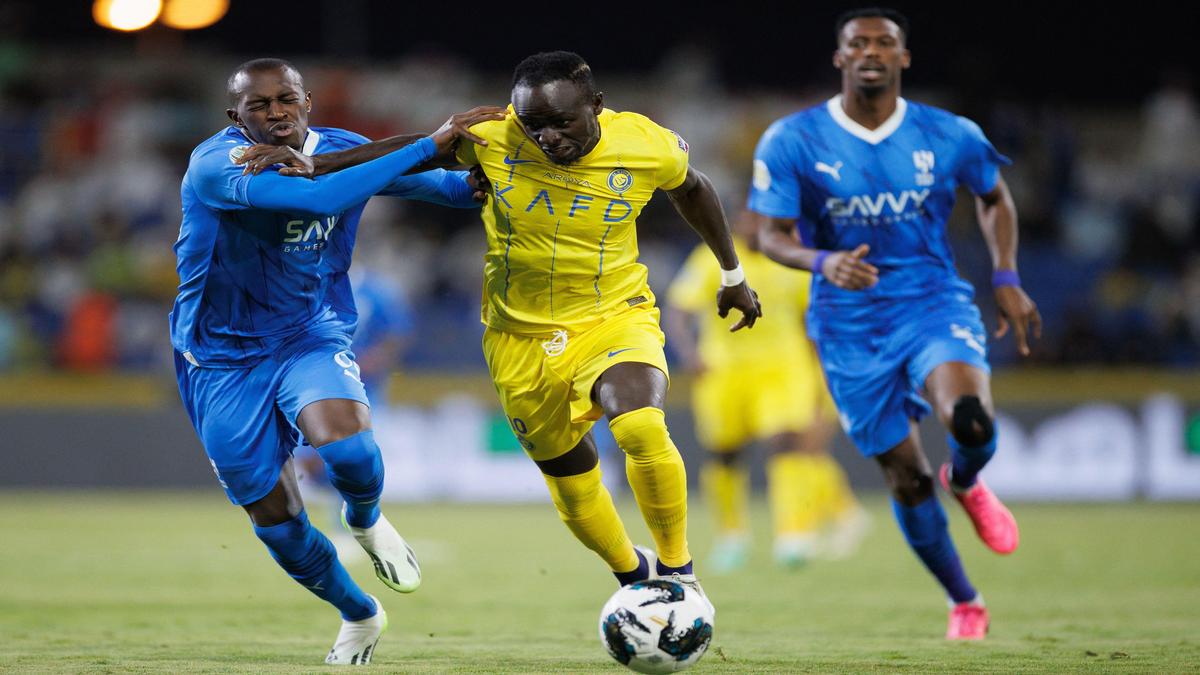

{"left": 667, "top": 240, "right": 813, "bottom": 368}
{"left": 457, "top": 106, "right": 689, "bottom": 337}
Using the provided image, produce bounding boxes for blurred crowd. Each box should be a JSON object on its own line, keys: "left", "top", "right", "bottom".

{"left": 0, "top": 51, "right": 1197, "bottom": 374}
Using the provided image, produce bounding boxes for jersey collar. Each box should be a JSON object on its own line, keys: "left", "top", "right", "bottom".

{"left": 301, "top": 129, "right": 321, "bottom": 156}
{"left": 826, "top": 95, "right": 907, "bottom": 145}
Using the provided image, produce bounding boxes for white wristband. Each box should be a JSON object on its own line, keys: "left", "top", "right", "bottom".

{"left": 720, "top": 264, "right": 745, "bottom": 287}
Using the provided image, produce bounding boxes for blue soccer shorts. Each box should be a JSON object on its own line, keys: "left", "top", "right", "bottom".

{"left": 175, "top": 330, "right": 370, "bottom": 505}
{"left": 815, "top": 292, "right": 991, "bottom": 457}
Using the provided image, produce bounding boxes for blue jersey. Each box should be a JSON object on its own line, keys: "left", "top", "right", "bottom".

{"left": 748, "top": 96, "right": 1009, "bottom": 338}
{"left": 171, "top": 126, "right": 474, "bottom": 367}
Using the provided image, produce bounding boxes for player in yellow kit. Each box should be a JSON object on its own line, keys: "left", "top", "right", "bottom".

{"left": 666, "top": 210, "right": 868, "bottom": 573}
{"left": 457, "top": 51, "right": 761, "bottom": 599}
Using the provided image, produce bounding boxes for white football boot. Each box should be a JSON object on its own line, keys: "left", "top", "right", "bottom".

{"left": 345, "top": 509, "right": 422, "bottom": 593}
{"left": 636, "top": 545, "right": 715, "bottom": 618}
{"left": 325, "top": 595, "right": 386, "bottom": 666}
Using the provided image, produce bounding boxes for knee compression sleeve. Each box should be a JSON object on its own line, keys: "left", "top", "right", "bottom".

{"left": 951, "top": 396, "right": 994, "bottom": 448}
{"left": 542, "top": 464, "right": 638, "bottom": 572}
{"left": 948, "top": 396, "right": 997, "bottom": 488}
{"left": 609, "top": 407, "right": 690, "bottom": 568}
{"left": 316, "top": 430, "right": 384, "bottom": 528}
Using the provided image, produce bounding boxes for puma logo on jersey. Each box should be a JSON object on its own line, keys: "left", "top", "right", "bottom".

{"left": 815, "top": 160, "right": 843, "bottom": 181}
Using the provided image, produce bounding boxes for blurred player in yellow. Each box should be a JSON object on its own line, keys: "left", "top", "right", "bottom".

{"left": 666, "top": 210, "right": 868, "bottom": 573}
{"left": 457, "top": 51, "right": 761, "bottom": 601}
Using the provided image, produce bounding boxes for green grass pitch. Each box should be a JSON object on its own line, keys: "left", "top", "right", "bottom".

{"left": 2, "top": 492, "right": 1198, "bottom": 673}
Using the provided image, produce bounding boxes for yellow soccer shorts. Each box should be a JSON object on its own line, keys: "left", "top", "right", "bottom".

{"left": 692, "top": 349, "right": 835, "bottom": 452}
{"left": 482, "top": 304, "right": 670, "bottom": 462}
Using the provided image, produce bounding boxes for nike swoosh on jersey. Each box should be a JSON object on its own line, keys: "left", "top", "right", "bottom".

{"left": 503, "top": 155, "right": 535, "bottom": 165}
{"left": 607, "top": 348, "right": 638, "bottom": 357}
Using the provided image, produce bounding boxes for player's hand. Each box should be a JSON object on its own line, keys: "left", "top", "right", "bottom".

{"left": 821, "top": 244, "right": 879, "bottom": 290}
{"left": 468, "top": 165, "right": 491, "bottom": 202}
{"left": 994, "top": 284, "right": 1042, "bottom": 357}
{"left": 430, "top": 105, "right": 508, "bottom": 155}
{"left": 235, "top": 144, "right": 316, "bottom": 177}
{"left": 716, "top": 282, "right": 762, "bottom": 332}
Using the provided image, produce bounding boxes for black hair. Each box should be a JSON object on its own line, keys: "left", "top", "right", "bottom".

{"left": 835, "top": 7, "right": 910, "bottom": 44}
{"left": 226, "top": 58, "right": 302, "bottom": 102}
{"left": 511, "top": 51, "right": 596, "bottom": 95}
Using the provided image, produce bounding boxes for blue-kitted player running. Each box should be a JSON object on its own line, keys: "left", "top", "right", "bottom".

{"left": 170, "top": 58, "right": 503, "bottom": 665}
{"left": 750, "top": 9, "right": 1042, "bottom": 640}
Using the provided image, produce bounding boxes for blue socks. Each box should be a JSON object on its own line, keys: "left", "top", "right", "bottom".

{"left": 252, "top": 510, "right": 376, "bottom": 620}
{"left": 614, "top": 548, "right": 650, "bottom": 586}
{"left": 316, "top": 430, "right": 384, "bottom": 529}
{"left": 948, "top": 433, "right": 997, "bottom": 489}
{"left": 612, "top": 548, "right": 696, "bottom": 586}
{"left": 892, "top": 497, "right": 976, "bottom": 604}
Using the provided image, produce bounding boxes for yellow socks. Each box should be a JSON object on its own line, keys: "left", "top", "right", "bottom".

{"left": 766, "top": 453, "right": 822, "bottom": 538}
{"left": 701, "top": 461, "right": 748, "bottom": 535}
{"left": 811, "top": 454, "right": 858, "bottom": 521}
{"left": 609, "top": 407, "right": 691, "bottom": 568}
{"left": 542, "top": 464, "right": 639, "bottom": 573}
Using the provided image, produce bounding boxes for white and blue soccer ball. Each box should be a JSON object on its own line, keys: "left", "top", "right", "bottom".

{"left": 599, "top": 579, "right": 714, "bottom": 674}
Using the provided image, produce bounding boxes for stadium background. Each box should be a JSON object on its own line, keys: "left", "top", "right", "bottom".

{"left": 0, "top": 1, "right": 1196, "bottom": 498}
{"left": 1, "top": 2, "right": 1199, "bottom": 672}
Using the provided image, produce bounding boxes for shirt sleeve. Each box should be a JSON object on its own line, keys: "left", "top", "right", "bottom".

{"left": 665, "top": 245, "right": 717, "bottom": 312}
{"left": 380, "top": 169, "right": 478, "bottom": 208}
{"left": 746, "top": 120, "right": 802, "bottom": 219}
{"left": 654, "top": 125, "right": 690, "bottom": 190}
{"left": 243, "top": 137, "right": 437, "bottom": 214}
{"left": 187, "top": 142, "right": 256, "bottom": 211}
{"left": 954, "top": 116, "right": 1012, "bottom": 196}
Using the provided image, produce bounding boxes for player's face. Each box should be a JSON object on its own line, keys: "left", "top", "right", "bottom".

{"left": 226, "top": 67, "right": 311, "bottom": 149}
{"left": 512, "top": 81, "right": 603, "bottom": 165}
{"left": 834, "top": 17, "right": 910, "bottom": 94}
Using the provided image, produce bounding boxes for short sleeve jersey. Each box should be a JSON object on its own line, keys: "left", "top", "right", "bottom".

{"left": 458, "top": 106, "right": 689, "bottom": 337}
{"left": 747, "top": 96, "right": 1009, "bottom": 337}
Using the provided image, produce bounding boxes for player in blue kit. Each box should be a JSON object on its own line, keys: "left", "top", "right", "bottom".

{"left": 171, "top": 58, "right": 503, "bottom": 664}
{"left": 749, "top": 9, "right": 1041, "bottom": 639}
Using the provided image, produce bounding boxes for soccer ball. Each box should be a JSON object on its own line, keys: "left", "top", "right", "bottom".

{"left": 598, "top": 579, "right": 714, "bottom": 674}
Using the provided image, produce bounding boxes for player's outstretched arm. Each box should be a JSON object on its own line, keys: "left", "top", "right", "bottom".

{"left": 666, "top": 167, "right": 761, "bottom": 331}
{"left": 754, "top": 212, "right": 878, "bottom": 289}
{"left": 241, "top": 137, "right": 439, "bottom": 214}
{"left": 976, "top": 176, "right": 1041, "bottom": 356}
{"left": 234, "top": 106, "right": 507, "bottom": 177}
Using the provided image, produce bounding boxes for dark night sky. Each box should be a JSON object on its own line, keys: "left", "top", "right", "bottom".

{"left": 8, "top": 1, "right": 1192, "bottom": 104}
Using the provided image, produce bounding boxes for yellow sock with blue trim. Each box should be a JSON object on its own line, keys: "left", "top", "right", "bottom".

{"left": 701, "top": 461, "right": 748, "bottom": 536}
{"left": 610, "top": 407, "right": 691, "bottom": 569}
{"left": 542, "top": 464, "right": 639, "bottom": 573}
{"left": 766, "top": 453, "right": 822, "bottom": 538}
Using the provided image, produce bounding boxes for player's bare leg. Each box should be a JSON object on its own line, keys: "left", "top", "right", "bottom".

{"left": 244, "top": 459, "right": 385, "bottom": 661}
{"left": 299, "top": 399, "right": 421, "bottom": 593}
{"left": 595, "top": 362, "right": 711, "bottom": 613}
{"left": 925, "top": 362, "right": 1019, "bottom": 554}
{"left": 876, "top": 427, "right": 987, "bottom": 639}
